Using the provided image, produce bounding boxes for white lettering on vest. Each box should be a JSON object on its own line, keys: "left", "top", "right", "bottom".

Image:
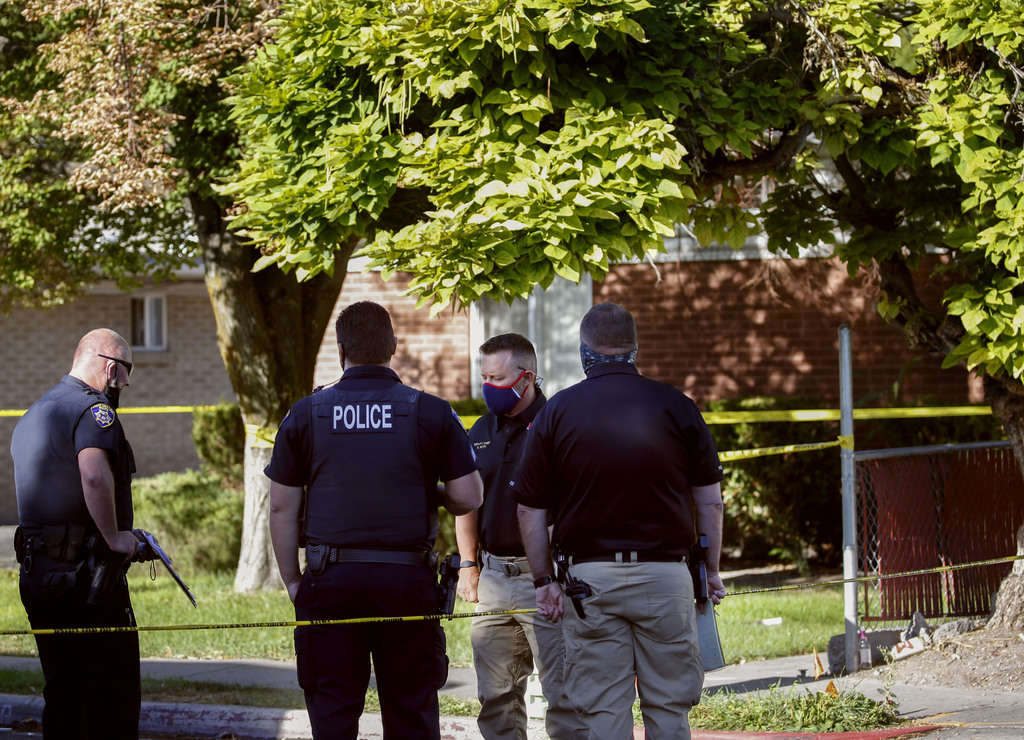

{"left": 332, "top": 403, "right": 394, "bottom": 431}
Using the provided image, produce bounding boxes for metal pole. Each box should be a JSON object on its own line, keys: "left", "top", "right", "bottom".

{"left": 839, "top": 324, "right": 859, "bottom": 671}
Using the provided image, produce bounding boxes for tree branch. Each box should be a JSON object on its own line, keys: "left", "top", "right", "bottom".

{"left": 704, "top": 123, "right": 812, "bottom": 183}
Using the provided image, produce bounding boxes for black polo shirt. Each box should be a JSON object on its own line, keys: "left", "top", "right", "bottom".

{"left": 511, "top": 362, "right": 722, "bottom": 557}
{"left": 469, "top": 390, "right": 546, "bottom": 557}
{"left": 265, "top": 365, "right": 479, "bottom": 496}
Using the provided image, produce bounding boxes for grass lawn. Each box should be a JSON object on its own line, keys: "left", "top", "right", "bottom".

{"left": 1, "top": 567, "right": 842, "bottom": 664}
{"left": 1, "top": 568, "right": 898, "bottom": 730}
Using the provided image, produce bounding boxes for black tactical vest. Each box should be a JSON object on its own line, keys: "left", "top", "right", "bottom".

{"left": 304, "top": 384, "right": 435, "bottom": 550}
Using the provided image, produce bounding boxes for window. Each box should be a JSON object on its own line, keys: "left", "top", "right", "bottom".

{"left": 470, "top": 276, "right": 592, "bottom": 397}
{"left": 131, "top": 295, "right": 166, "bottom": 350}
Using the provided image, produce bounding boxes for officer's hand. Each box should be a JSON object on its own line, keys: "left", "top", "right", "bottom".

{"left": 130, "top": 529, "right": 160, "bottom": 563}
{"left": 285, "top": 577, "right": 302, "bottom": 604}
{"left": 700, "top": 572, "right": 726, "bottom": 614}
{"left": 535, "top": 582, "right": 564, "bottom": 623}
{"left": 110, "top": 530, "right": 140, "bottom": 564}
{"left": 457, "top": 566, "right": 479, "bottom": 603}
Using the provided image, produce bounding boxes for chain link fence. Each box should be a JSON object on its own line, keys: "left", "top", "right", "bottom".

{"left": 856, "top": 441, "right": 1024, "bottom": 626}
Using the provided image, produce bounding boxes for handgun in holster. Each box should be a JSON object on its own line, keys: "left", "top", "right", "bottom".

{"left": 688, "top": 533, "right": 710, "bottom": 607}
{"left": 553, "top": 552, "right": 592, "bottom": 619}
{"left": 436, "top": 553, "right": 461, "bottom": 615}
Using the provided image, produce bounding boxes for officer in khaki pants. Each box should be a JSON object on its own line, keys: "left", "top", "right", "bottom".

{"left": 514, "top": 303, "right": 727, "bottom": 740}
{"left": 456, "top": 333, "right": 586, "bottom": 740}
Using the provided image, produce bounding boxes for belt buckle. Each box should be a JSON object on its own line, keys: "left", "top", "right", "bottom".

{"left": 501, "top": 561, "right": 522, "bottom": 577}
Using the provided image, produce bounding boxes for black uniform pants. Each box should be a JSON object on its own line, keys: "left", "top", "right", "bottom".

{"left": 294, "top": 562, "right": 448, "bottom": 740}
{"left": 19, "top": 555, "right": 141, "bottom": 740}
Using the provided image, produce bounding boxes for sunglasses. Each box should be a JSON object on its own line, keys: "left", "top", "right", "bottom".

{"left": 98, "top": 353, "right": 134, "bottom": 377}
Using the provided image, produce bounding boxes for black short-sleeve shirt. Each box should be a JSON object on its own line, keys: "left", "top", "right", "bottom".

{"left": 265, "top": 365, "right": 479, "bottom": 492}
{"left": 13, "top": 375, "right": 135, "bottom": 532}
{"left": 510, "top": 363, "right": 722, "bottom": 556}
{"left": 469, "top": 390, "right": 546, "bottom": 557}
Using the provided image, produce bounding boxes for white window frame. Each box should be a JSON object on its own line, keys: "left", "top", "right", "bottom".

{"left": 131, "top": 294, "right": 167, "bottom": 351}
{"left": 470, "top": 276, "right": 592, "bottom": 398}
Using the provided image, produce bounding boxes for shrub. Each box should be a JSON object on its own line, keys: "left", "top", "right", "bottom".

{"left": 191, "top": 401, "right": 244, "bottom": 482}
{"left": 709, "top": 396, "right": 1006, "bottom": 571}
{"left": 450, "top": 397, "right": 489, "bottom": 417}
{"left": 133, "top": 470, "right": 244, "bottom": 574}
{"left": 708, "top": 397, "right": 841, "bottom": 571}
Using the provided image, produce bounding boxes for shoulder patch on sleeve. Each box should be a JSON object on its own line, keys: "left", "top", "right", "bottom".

{"left": 90, "top": 403, "right": 116, "bottom": 429}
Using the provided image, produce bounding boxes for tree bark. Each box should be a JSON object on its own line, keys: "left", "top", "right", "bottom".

{"left": 188, "top": 193, "right": 355, "bottom": 592}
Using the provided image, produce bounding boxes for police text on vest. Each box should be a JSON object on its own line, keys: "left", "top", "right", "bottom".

{"left": 333, "top": 403, "right": 393, "bottom": 431}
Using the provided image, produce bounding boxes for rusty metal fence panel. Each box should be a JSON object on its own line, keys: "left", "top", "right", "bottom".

{"left": 856, "top": 441, "right": 1024, "bottom": 624}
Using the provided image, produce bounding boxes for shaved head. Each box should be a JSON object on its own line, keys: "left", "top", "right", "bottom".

{"left": 69, "top": 328, "right": 132, "bottom": 393}
{"left": 72, "top": 329, "right": 130, "bottom": 370}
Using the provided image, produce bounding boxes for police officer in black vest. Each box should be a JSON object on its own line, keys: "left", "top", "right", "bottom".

{"left": 266, "top": 301, "right": 483, "bottom": 740}
{"left": 12, "top": 328, "right": 144, "bottom": 740}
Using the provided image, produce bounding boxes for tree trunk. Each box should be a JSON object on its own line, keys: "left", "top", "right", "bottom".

{"left": 234, "top": 443, "right": 278, "bottom": 591}
{"left": 985, "top": 381, "right": 1024, "bottom": 630}
{"left": 189, "top": 193, "right": 355, "bottom": 592}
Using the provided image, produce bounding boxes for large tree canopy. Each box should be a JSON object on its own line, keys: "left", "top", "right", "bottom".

{"left": 227, "top": 0, "right": 1024, "bottom": 624}
{"left": 1, "top": 0, "right": 351, "bottom": 591}
{"left": 0, "top": 2, "right": 194, "bottom": 311}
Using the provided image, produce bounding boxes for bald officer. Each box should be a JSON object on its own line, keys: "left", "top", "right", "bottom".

{"left": 267, "top": 301, "right": 483, "bottom": 740}
{"left": 12, "top": 328, "right": 143, "bottom": 740}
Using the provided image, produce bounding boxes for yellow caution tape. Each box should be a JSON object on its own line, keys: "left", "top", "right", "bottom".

{"left": 0, "top": 405, "right": 994, "bottom": 422}
{"left": 117, "top": 406, "right": 220, "bottom": 414}
{"left": 244, "top": 424, "right": 277, "bottom": 449}
{"left": 727, "top": 554, "right": 1024, "bottom": 597}
{"left": 4, "top": 556, "right": 1021, "bottom": 637}
{"left": 0, "top": 405, "right": 219, "bottom": 418}
{"left": 0, "top": 608, "right": 538, "bottom": 637}
{"left": 702, "top": 406, "right": 991, "bottom": 424}
{"left": 719, "top": 439, "right": 842, "bottom": 462}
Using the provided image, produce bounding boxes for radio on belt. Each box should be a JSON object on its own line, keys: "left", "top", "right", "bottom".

{"left": 333, "top": 402, "right": 393, "bottom": 431}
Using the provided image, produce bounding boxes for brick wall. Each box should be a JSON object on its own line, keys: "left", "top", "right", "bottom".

{"left": 314, "top": 270, "right": 474, "bottom": 401}
{"left": 0, "top": 288, "right": 235, "bottom": 523}
{"left": 595, "top": 256, "right": 982, "bottom": 406}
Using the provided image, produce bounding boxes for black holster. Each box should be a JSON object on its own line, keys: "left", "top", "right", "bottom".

{"left": 554, "top": 552, "right": 592, "bottom": 619}
{"left": 436, "top": 553, "right": 460, "bottom": 615}
{"left": 86, "top": 554, "right": 127, "bottom": 606}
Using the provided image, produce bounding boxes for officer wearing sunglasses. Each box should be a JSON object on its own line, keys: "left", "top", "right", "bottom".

{"left": 12, "top": 328, "right": 145, "bottom": 739}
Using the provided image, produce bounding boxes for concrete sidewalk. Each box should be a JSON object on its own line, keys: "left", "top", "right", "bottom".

{"left": 1, "top": 652, "right": 1021, "bottom": 739}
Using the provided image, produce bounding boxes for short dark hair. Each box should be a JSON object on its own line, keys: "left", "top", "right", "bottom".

{"left": 335, "top": 301, "right": 396, "bottom": 365}
{"left": 579, "top": 303, "right": 637, "bottom": 354}
{"left": 479, "top": 333, "right": 537, "bottom": 372}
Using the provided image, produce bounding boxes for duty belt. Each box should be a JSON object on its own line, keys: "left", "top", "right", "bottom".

{"left": 305, "top": 544, "right": 434, "bottom": 569}
{"left": 569, "top": 550, "right": 687, "bottom": 565}
{"left": 481, "top": 551, "right": 531, "bottom": 577}
{"left": 14, "top": 524, "right": 95, "bottom": 566}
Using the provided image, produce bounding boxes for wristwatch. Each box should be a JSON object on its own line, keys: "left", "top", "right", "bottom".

{"left": 533, "top": 574, "right": 557, "bottom": 588}
{"left": 460, "top": 560, "right": 478, "bottom": 569}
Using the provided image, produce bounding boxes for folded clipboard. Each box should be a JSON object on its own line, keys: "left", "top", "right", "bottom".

{"left": 139, "top": 530, "right": 196, "bottom": 608}
{"left": 696, "top": 604, "right": 725, "bottom": 672}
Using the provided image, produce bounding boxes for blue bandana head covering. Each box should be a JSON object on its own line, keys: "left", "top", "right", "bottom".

{"left": 580, "top": 342, "right": 638, "bottom": 373}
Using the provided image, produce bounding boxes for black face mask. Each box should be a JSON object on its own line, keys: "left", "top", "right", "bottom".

{"left": 105, "top": 381, "right": 121, "bottom": 410}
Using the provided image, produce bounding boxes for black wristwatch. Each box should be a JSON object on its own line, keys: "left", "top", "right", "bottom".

{"left": 460, "top": 560, "right": 478, "bottom": 569}
{"left": 533, "top": 574, "right": 557, "bottom": 588}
